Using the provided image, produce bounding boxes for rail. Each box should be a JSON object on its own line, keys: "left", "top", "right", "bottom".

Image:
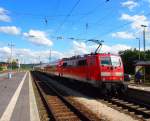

{"left": 31, "top": 71, "right": 100, "bottom": 121}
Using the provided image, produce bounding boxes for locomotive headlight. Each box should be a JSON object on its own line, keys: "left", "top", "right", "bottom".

{"left": 101, "top": 72, "right": 111, "bottom": 76}
{"left": 115, "top": 72, "right": 123, "bottom": 76}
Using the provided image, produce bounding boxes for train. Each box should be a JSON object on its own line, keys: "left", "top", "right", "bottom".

{"left": 35, "top": 52, "right": 127, "bottom": 95}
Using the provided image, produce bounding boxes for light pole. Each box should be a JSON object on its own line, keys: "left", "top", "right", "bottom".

{"left": 136, "top": 38, "right": 140, "bottom": 60}
{"left": 49, "top": 48, "right": 51, "bottom": 63}
{"left": 8, "top": 41, "right": 15, "bottom": 78}
{"left": 39, "top": 56, "right": 41, "bottom": 68}
{"left": 141, "top": 25, "right": 147, "bottom": 59}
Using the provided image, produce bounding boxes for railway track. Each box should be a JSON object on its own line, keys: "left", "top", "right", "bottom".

{"left": 31, "top": 71, "right": 100, "bottom": 121}
{"left": 39, "top": 72, "right": 150, "bottom": 121}
{"left": 100, "top": 96, "right": 150, "bottom": 121}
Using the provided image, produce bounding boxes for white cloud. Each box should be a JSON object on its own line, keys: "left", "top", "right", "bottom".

{"left": 18, "top": 41, "right": 130, "bottom": 62}
{"left": 73, "top": 41, "right": 87, "bottom": 54}
{"left": 109, "top": 44, "right": 131, "bottom": 53}
{"left": 87, "top": 44, "right": 131, "bottom": 54}
{"left": 121, "top": 0, "right": 138, "bottom": 10}
{"left": 23, "top": 29, "right": 53, "bottom": 46}
{"left": 72, "top": 41, "right": 132, "bottom": 55}
{"left": 0, "top": 7, "right": 11, "bottom": 22}
{"left": 120, "top": 13, "right": 150, "bottom": 30}
{"left": 14, "top": 48, "right": 65, "bottom": 63}
{"left": 112, "top": 31, "right": 135, "bottom": 39}
{"left": 0, "top": 47, "right": 65, "bottom": 63}
{"left": 0, "top": 43, "right": 132, "bottom": 63}
{"left": 0, "top": 26, "right": 21, "bottom": 35}
{"left": 0, "top": 47, "right": 10, "bottom": 55}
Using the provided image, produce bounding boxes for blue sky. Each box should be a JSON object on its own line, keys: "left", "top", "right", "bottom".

{"left": 0, "top": 0, "right": 150, "bottom": 63}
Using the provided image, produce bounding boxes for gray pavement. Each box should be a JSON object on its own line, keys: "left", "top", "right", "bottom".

{"left": 0, "top": 73, "right": 7, "bottom": 78}
{"left": 0, "top": 71, "right": 40, "bottom": 121}
{"left": 10, "top": 72, "right": 30, "bottom": 121}
{"left": 0, "top": 72, "right": 26, "bottom": 118}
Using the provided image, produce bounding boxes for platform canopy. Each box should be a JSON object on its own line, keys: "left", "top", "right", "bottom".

{"left": 135, "top": 61, "right": 150, "bottom": 83}
{"left": 135, "top": 61, "right": 150, "bottom": 66}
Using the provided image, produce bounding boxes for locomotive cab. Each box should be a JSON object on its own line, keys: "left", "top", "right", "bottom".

{"left": 98, "top": 54, "right": 126, "bottom": 94}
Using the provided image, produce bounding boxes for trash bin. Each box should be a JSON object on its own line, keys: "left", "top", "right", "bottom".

{"left": 8, "top": 73, "right": 12, "bottom": 79}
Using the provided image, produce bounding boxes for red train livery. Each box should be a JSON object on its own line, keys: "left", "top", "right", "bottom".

{"left": 38, "top": 53, "right": 126, "bottom": 93}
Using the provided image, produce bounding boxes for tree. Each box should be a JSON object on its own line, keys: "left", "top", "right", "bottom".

{"left": 119, "top": 49, "right": 150, "bottom": 74}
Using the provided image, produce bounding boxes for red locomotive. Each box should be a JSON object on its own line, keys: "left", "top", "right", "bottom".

{"left": 44, "top": 53, "right": 126, "bottom": 93}
{"left": 36, "top": 40, "right": 127, "bottom": 94}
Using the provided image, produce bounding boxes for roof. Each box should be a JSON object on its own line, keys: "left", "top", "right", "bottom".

{"left": 135, "top": 61, "right": 150, "bottom": 66}
{"left": 0, "top": 62, "right": 8, "bottom": 64}
{"left": 0, "top": 62, "right": 8, "bottom": 66}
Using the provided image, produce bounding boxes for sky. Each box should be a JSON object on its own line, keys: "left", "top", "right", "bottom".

{"left": 0, "top": 0, "right": 150, "bottom": 63}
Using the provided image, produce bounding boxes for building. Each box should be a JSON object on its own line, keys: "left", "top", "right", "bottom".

{"left": 0, "top": 62, "right": 8, "bottom": 71}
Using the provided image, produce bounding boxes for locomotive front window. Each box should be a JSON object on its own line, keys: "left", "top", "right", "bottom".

{"left": 100, "top": 56, "right": 121, "bottom": 66}
{"left": 111, "top": 56, "right": 121, "bottom": 67}
{"left": 100, "top": 57, "right": 111, "bottom": 66}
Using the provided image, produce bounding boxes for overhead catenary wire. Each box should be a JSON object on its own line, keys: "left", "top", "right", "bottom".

{"left": 93, "top": 21, "right": 132, "bottom": 39}
{"left": 86, "top": 2, "right": 147, "bottom": 39}
{"left": 66, "top": 0, "right": 105, "bottom": 27}
{"left": 76, "top": 0, "right": 143, "bottom": 39}
{"left": 54, "top": 0, "right": 106, "bottom": 38}
{"left": 10, "top": 0, "right": 106, "bottom": 23}
{"left": 50, "top": 0, "right": 146, "bottom": 41}
{"left": 11, "top": 11, "right": 94, "bottom": 19}
{"left": 10, "top": 0, "right": 145, "bottom": 41}
{"left": 11, "top": 0, "right": 110, "bottom": 26}
{"left": 92, "top": 12, "right": 150, "bottom": 39}
{"left": 75, "top": 0, "right": 112, "bottom": 37}
{"left": 55, "top": 0, "right": 81, "bottom": 33}
{"left": 11, "top": 0, "right": 140, "bottom": 19}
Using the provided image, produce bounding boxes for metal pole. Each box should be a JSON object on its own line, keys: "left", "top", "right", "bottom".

{"left": 144, "top": 67, "right": 145, "bottom": 83}
{"left": 141, "top": 25, "right": 147, "bottom": 59}
{"left": 49, "top": 48, "right": 51, "bottom": 63}
{"left": 39, "top": 56, "right": 41, "bottom": 69}
{"left": 8, "top": 41, "right": 15, "bottom": 79}
{"left": 11, "top": 43, "right": 12, "bottom": 72}
{"left": 136, "top": 38, "right": 140, "bottom": 60}
{"left": 139, "top": 38, "right": 140, "bottom": 60}
{"left": 143, "top": 28, "right": 145, "bottom": 57}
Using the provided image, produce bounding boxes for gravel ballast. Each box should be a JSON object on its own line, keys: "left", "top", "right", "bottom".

{"left": 48, "top": 78, "right": 139, "bottom": 121}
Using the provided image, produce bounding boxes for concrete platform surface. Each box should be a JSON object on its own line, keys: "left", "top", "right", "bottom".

{"left": 0, "top": 71, "right": 40, "bottom": 121}
{"left": 128, "top": 84, "right": 150, "bottom": 92}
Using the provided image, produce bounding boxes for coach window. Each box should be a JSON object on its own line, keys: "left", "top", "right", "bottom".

{"left": 78, "top": 60, "right": 87, "bottom": 66}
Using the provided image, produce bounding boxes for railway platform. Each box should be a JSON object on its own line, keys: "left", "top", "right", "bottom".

{"left": 128, "top": 83, "right": 150, "bottom": 92}
{"left": 127, "top": 83, "right": 150, "bottom": 105}
{"left": 0, "top": 71, "right": 40, "bottom": 121}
